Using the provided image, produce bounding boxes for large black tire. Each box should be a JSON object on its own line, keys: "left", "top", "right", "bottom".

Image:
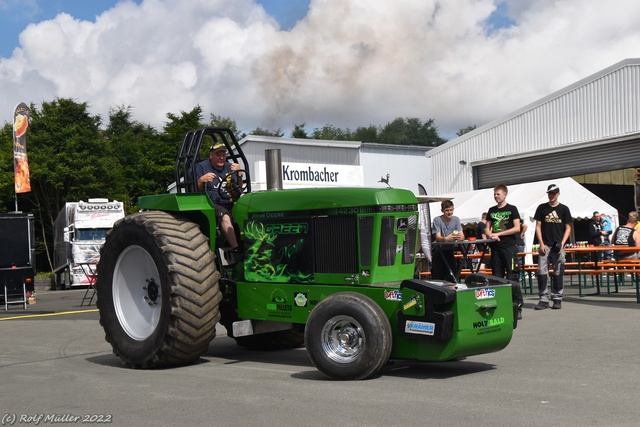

{"left": 96, "top": 211, "right": 222, "bottom": 368}
{"left": 304, "top": 292, "right": 392, "bottom": 380}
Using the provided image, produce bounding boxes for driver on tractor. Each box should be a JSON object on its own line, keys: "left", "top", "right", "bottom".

{"left": 195, "top": 142, "right": 243, "bottom": 254}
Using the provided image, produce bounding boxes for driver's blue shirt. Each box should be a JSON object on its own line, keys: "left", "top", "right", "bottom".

{"left": 195, "top": 159, "right": 235, "bottom": 208}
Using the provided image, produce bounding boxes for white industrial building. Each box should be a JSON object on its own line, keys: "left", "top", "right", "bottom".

{"left": 237, "top": 135, "right": 434, "bottom": 194}
{"left": 421, "top": 57, "right": 640, "bottom": 247}
{"left": 428, "top": 58, "right": 640, "bottom": 195}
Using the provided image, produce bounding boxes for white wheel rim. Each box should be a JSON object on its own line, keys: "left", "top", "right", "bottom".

{"left": 320, "top": 315, "right": 364, "bottom": 363}
{"left": 113, "top": 245, "right": 162, "bottom": 340}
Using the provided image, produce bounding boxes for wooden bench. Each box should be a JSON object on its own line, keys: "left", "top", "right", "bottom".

{"left": 597, "top": 260, "right": 640, "bottom": 295}
{"left": 520, "top": 262, "right": 601, "bottom": 297}
{"left": 418, "top": 271, "right": 431, "bottom": 279}
{"left": 598, "top": 267, "right": 640, "bottom": 303}
{"left": 618, "top": 269, "right": 640, "bottom": 303}
{"left": 418, "top": 269, "right": 493, "bottom": 281}
{"left": 459, "top": 268, "right": 492, "bottom": 278}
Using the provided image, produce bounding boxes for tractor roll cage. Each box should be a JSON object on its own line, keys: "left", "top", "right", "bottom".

{"left": 173, "top": 127, "right": 252, "bottom": 194}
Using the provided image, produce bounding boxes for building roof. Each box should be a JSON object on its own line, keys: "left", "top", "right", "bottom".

{"left": 428, "top": 58, "right": 640, "bottom": 157}
{"left": 240, "top": 134, "right": 361, "bottom": 149}
{"left": 240, "top": 135, "right": 434, "bottom": 152}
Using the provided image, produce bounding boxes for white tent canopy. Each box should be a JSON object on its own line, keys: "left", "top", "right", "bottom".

{"left": 428, "top": 177, "right": 619, "bottom": 258}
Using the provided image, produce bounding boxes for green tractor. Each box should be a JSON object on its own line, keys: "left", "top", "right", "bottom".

{"left": 97, "top": 127, "right": 516, "bottom": 380}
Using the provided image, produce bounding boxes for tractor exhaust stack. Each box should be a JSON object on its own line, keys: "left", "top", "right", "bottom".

{"left": 265, "top": 149, "right": 283, "bottom": 190}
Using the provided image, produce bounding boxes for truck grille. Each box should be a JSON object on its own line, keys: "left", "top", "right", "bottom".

{"left": 313, "top": 216, "right": 357, "bottom": 273}
{"left": 402, "top": 215, "right": 417, "bottom": 264}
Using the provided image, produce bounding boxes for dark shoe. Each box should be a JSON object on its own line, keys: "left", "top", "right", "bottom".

{"left": 517, "top": 310, "right": 523, "bottom": 320}
{"left": 534, "top": 301, "right": 549, "bottom": 310}
{"left": 224, "top": 247, "right": 244, "bottom": 264}
{"left": 551, "top": 300, "right": 562, "bottom": 310}
{"left": 229, "top": 247, "right": 243, "bottom": 256}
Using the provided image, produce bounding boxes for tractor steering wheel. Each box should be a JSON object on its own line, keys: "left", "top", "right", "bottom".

{"left": 217, "top": 169, "right": 248, "bottom": 202}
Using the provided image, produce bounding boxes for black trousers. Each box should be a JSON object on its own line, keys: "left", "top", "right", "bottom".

{"left": 431, "top": 249, "right": 456, "bottom": 282}
{"left": 491, "top": 244, "right": 518, "bottom": 281}
{"left": 491, "top": 244, "right": 523, "bottom": 309}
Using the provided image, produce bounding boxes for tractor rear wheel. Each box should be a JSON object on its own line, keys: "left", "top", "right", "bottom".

{"left": 97, "top": 211, "right": 222, "bottom": 368}
{"left": 304, "top": 292, "right": 392, "bottom": 380}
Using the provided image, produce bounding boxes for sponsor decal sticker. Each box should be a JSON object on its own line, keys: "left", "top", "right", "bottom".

{"left": 267, "top": 289, "right": 292, "bottom": 312}
{"left": 405, "top": 321, "right": 435, "bottom": 336}
{"left": 472, "top": 317, "right": 505, "bottom": 329}
{"left": 294, "top": 292, "right": 308, "bottom": 307}
{"left": 475, "top": 288, "right": 495, "bottom": 300}
{"left": 403, "top": 297, "right": 418, "bottom": 310}
{"left": 265, "top": 222, "right": 309, "bottom": 234}
{"left": 384, "top": 290, "right": 402, "bottom": 301}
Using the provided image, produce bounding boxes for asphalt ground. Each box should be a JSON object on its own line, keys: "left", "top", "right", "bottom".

{"left": 1, "top": 281, "right": 639, "bottom": 427}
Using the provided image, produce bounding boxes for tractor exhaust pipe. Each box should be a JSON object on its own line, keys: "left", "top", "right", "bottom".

{"left": 265, "top": 149, "right": 283, "bottom": 191}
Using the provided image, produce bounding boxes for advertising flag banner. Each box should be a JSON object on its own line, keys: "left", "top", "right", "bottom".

{"left": 13, "top": 102, "right": 31, "bottom": 193}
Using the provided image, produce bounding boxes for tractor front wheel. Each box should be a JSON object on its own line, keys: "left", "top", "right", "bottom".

{"left": 304, "top": 292, "right": 392, "bottom": 380}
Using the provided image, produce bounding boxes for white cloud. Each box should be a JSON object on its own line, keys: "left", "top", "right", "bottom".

{"left": 1, "top": 0, "right": 640, "bottom": 138}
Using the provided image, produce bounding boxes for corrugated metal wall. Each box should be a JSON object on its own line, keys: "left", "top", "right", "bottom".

{"left": 429, "top": 58, "right": 640, "bottom": 193}
{"left": 475, "top": 136, "right": 640, "bottom": 188}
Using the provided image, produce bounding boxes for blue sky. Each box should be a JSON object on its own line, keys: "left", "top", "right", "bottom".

{"left": 0, "top": 1, "right": 129, "bottom": 58}
{"left": 0, "top": 1, "right": 638, "bottom": 137}
{"left": 0, "top": 0, "right": 310, "bottom": 58}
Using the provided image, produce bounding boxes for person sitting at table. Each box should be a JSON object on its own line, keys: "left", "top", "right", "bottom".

{"left": 431, "top": 200, "right": 464, "bottom": 282}
{"left": 476, "top": 212, "right": 488, "bottom": 239}
{"left": 611, "top": 211, "right": 640, "bottom": 260}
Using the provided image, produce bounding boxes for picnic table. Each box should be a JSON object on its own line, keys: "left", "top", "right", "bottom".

{"left": 520, "top": 245, "right": 640, "bottom": 302}
{"left": 432, "top": 238, "right": 493, "bottom": 282}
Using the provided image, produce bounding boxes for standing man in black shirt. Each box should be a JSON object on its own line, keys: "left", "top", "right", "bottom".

{"left": 533, "top": 184, "right": 573, "bottom": 310}
{"left": 484, "top": 184, "right": 524, "bottom": 319}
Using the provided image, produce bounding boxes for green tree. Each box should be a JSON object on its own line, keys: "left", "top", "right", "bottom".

{"left": 311, "top": 124, "right": 351, "bottom": 141}
{"left": 352, "top": 125, "right": 379, "bottom": 142}
{"left": 209, "top": 114, "right": 245, "bottom": 139}
{"left": 163, "top": 106, "right": 205, "bottom": 146}
{"left": 0, "top": 122, "right": 18, "bottom": 211}
{"left": 456, "top": 125, "right": 477, "bottom": 137}
{"left": 378, "top": 117, "right": 447, "bottom": 146}
{"left": 250, "top": 127, "right": 284, "bottom": 137}
{"left": 155, "top": 106, "right": 207, "bottom": 189}
{"left": 104, "top": 105, "right": 161, "bottom": 210}
{"left": 291, "top": 123, "right": 309, "bottom": 139}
